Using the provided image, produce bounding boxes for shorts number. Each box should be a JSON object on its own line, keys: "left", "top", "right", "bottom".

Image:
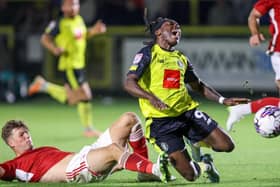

{"left": 194, "top": 110, "right": 212, "bottom": 125}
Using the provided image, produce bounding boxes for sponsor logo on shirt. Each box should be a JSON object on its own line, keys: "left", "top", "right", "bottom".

{"left": 74, "top": 28, "right": 83, "bottom": 40}
{"left": 163, "top": 69, "right": 180, "bottom": 89}
{"left": 177, "top": 60, "right": 184, "bottom": 69}
{"left": 133, "top": 53, "right": 143, "bottom": 64}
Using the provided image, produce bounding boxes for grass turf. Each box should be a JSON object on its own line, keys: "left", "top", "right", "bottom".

{"left": 0, "top": 96, "right": 279, "bottom": 187}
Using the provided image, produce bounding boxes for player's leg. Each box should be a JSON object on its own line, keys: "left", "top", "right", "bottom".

{"left": 153, "top": 129, "right": 215, "bottom": 183}
{"left": 86, "top": 143, "right": 167, "bottom": 182}
{"left": 89, "top": 112, "right": 161, "bottom": 181}
{"left": 108, "top": 112, "right": 148, "bottom": 158}
{"left": 193, "top": 126, "right": 232, "bottom": 183}
{"left": 202, "top": 127, "right": 234, "bottom": 153}
{"left": 150, "top": 115, "right": 219, "bottom": 183}
{"left": 66, "top": 69, "right": 102, "bottom": 137}
{"left": 251, "top": 97, "right": 280, "bottom": 112}
{"left": 271, "top": 53, "right": 280, "bottom": 97}
{"left": 28, "top": 75, "right": 67, "bottom": 103}
{"left": 167, "top": 149, "right": 218, "bottom": 182}
{"left": 185, "top": 137, "right": 203, "bottom": 162}
{"left": 184, "top": 109, "right": 229, "bottom": 182}
{"left": 111, "top": 112, "right": 161, "bottom": 181}
{"left": 227, "top": 97, "right": 280, "bottom": 131}
{"left": 66, "top": 82, "right": 93, "bottom": 105}
{"left": 189, "top": 109, "right": 234, "bottom": 153}
{"left": 168, "top": 149, "right": 201, "bottom": 181}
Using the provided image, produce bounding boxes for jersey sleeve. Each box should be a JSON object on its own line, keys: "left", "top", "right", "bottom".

{"left": 0, "top": 161, "right": 16, "bottom": 181}
{"left": 184, "top": 60, "right": 200, "bottom": 83}
{"left": 44, "top": 19, "right": 60, "bottom": 37}
{"left": 127, "top": 46, "right": 152, "bottom": 79}
{"left": 254, "top": 0, "right": 273, "bottom": 16}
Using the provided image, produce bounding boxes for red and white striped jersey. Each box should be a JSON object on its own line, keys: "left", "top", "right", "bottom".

{"left": 0, "top": 146, "right": 72, "bottom": 182}
{"left": 254, "top": 0, "right": 280, "bottom": 52}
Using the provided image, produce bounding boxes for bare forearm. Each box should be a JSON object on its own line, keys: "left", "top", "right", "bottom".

{"left": 200, "top": 82, "right": 221, "bottom": 102}
{"left": 248, "top": 16, "right": 259, "bottom": 35}
{"left": 189, "top": 81, "right": 250, "bottom": 105}
{"left": 41, "top": 35, "right": 56, "bottom": 53}
{"left": 124, "top": 77, "right": 168, "bottom": 110}
{"left": 40, "top": 34, "right": 63, "bottom": 56}
{"left": 189, "top": 81, "right": 221, "bottom": 102}
{"left": 124, "top": 79, "right": 152, "bottom": 100}
{"left": 248, "top": 9, "right": 262, "bottom": 35}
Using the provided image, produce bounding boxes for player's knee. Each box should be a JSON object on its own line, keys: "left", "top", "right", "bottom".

{"left": 222, "top": 135, "right": 235, "bottom": 152}
{"left": 225, "top": 141, "right": 235, "bottom": 152}
{"left": 108, "top": 143, "right": 123, "bottom": 153}
{"left": 121, "top": 112, "right": 141, "bottom": 126}
{"left": 213, "top": 140, "right": 235, "bottom": 152}
{"left": 181, "top": 168, "right": 198, "bottom": 182}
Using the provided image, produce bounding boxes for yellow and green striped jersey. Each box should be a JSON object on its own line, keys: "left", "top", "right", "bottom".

{"left": 128, "top": 44, "right": 199, "bottom": 118}
{"left": 45, "top": 15, "right": 87, "bottom": 71}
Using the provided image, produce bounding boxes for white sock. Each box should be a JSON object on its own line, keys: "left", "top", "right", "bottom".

{"left": 231, "top": 103, "right": 252, "bottom": 116}
{"left": 151, "top": 164, "right": 158, "bottom": 176}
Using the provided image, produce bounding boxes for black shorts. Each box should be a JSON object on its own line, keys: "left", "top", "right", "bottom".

{"left": 150, "top": 108, "right": 217, "bottom": 154}
{"left": 63, "top": 69, "right": 87, "bottom": 89}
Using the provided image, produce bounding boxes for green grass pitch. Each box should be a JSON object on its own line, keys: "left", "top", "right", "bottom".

{"left": 0, "top": 96, "right": 279, "bottom": 187}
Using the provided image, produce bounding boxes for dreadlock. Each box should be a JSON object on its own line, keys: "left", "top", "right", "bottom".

{"left": 143, "top": 8, "right": 175, "bottom": 45}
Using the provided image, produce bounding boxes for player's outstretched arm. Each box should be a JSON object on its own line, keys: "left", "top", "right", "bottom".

{"left": 223, "top": 98, "right": 251, "bottom": 106}
{"left": 87, "top": 20, "right": 106, "bottom": 38}
{"left": 188, "top": 80, "right": 250, "bottom": 105}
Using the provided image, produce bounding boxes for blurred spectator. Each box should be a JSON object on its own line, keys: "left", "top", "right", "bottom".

{"left": 207, "top": 0, "right": 234, "bottom": 25}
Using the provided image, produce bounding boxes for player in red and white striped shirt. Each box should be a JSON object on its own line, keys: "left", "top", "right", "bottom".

{"left": 0, "top": 112, "right": 168, "bottom": 183}
{"left": 248, "top": 0, "right": 280, "bottom": 95}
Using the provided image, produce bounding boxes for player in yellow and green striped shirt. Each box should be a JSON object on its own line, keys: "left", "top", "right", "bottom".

{"left": 28, "top": 0, "right": 106, "bottom": 137}
{"left": 125, "top": 16, "right": 250, "bottom": 183}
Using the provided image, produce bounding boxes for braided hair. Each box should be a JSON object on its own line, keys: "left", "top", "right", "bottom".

{"left": 143, "top": 8, "right": 174, "bottom": 45}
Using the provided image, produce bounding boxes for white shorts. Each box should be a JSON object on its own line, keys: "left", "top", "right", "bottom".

{"left": 65, "top": 129, "right": 112, "bottom": 183}
{"left": 66, "top": 129, "right": 112, "bottom": 183}
{"left": 66, "top": 145, "right": 110, "bottom": 183}
{"left": 65, "top": 129, "right": 130, "bottom": 183}
{"left": 271, "top": 52, "right": 280, "bottom": 80}
{"left": 90, "top": 129, "right": 112, "bottom": 149}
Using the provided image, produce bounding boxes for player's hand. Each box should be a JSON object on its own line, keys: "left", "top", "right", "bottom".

{"left": 223, "top": 98, "right": 251, "bottom": 106}
{"left": 89, "top": 20, "right": 106, "bottom": 36}
{"left": 149, "top": 96, "right": 168, "bottom": 110}
{"left": 249, "top": 33, "right": 265, "bottom": 47}
{"left": 52, "top": 47, "right": 65, "bottom": 56}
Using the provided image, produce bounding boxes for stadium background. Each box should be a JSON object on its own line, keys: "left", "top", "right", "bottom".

{"left": 0, "top": 0, "right": 277, "bottom": 103}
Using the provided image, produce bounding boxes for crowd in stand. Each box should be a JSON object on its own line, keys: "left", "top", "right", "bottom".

{"left": 0, "top": 0, "right": 259, "bottom": 28}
